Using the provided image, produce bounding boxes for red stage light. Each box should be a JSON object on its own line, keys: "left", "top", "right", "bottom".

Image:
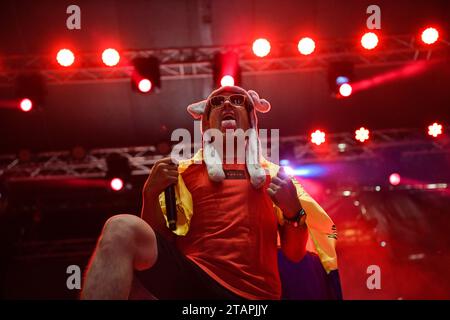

{"left": 297, "top": 37, "right": 315, "bottom": 55}
{"left": 355, "top": 127, "right": 370, "bottom": 142}
{"left": 138, "top": 79, "right": 152, "bottom": 93}
{"left": 19, "top": 98, "right": 33, "bottom": 112}
{"left": 102, "top": 48, "right": 120, "bottom": 66}
{"left": 311, "top": 129, "right": 326, "bottom": 146}
{"left": 56, "top": 49, "right": 75, "bottom": 67}
{"left": 361, "top": 32, "right": 379, "bottom": 50}
{"left": 220, "top": 75, "right": 235, "bottom": 87}
{"left": 389, "top": 173, "right": 401, "bottom": 186}
{"left": 428, "top": 122, "right": 443, "bottom": 137}
{"left": 421, "top": 27, "right": 439, "bottom": 45}
{"left": 339, "top": 83, "right": 352, "bottom": 97}
{"left": 110, "top": 178, "right": 124, "bottom": 191}
{"left": 252, "top": 38, "right": 271, "bottom": 57}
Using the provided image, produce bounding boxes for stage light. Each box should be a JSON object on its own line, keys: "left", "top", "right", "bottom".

{"left": 380, "top": 241, "right": 387, "bottom": 247}
{"left": 421, "top": 27, "right": 439, "bottom": 45}
{"left": 138, "top": 79, "right": 152, "bottom": 93}
{"left": 71, "top": 146, "right": 87, "bottom": 160}
{"left": 102, "top": 48, "right": 120, "bottom": 67}
{"left": 56, "top": 49, "right": 75, "bottom": 67}
{"left": 339, "top": 83, "right": 352, "bottom": 97}
{"left": 14, "top": 73, "right": 46, "bottom": 111}
{"left": 297, "top": 37, "right": 315, "bottom": 55}
{"left": 428, "top": 122, "right": 443, "bottom": 137}
{"left": 283, "top": 166, "right": 295, "bottom": 176}
{"left": 425, "top": 183, "right": 447, "bottom": 190}
{"left": 18, "top": 149, "right": 32, "bottom": 163}
{"left": 328, "top": 62, "right": 354, "bottom": 98}
{"left": 213, "top": 51, "right": 241, "bottom": 88}
{"left": 389, "top": 173, "right": 401, "bottom": 186}
{"left": 106, "top": 153, "right": 131, "bottom": 189}
{"left": 355, "top": 127, "right": 370, "bottom": 142}
{"left": 252, "top": 38, "right": 271, "bottom": 57}
{"left": 220, "top": 75, "right": 235, "bottom": 87}
{"left": 361, "top": 32, "right": 379, "bottom": 50}
{"left": 131, "top": 56, "right": 161, "bottom": 94}
{"left": 19, "top": 98, "right": 33, "bottom": 112}
{"left": 336, "top": 76, "right": 349, "bottom": 85}
{"left": 279, "top": 164, "right": 325, "bottom": 178}
{"left": 311, "top": 130, "right": 326, "bottom": 146}
{"left": 156, "top": 141, "right": 172, "bottom": 155}
{"left": 338, "top": 143, "right": 347, "bottom": 152}
{"left": 110, "top": 178, "right": 124, "bottom": 191}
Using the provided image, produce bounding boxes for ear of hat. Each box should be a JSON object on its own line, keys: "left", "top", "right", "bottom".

{"left": 187, "top": 100, "right": 207, "bottom": 119}
{"left": 247, "top": 90, "right": 271, "bottom": 113}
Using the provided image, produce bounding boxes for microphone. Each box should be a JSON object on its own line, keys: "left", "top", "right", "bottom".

{"left": 164, "top": 184, "right": 177, "bottom": 231}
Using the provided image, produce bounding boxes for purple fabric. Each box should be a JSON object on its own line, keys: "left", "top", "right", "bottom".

{"left": 278, "top": 250, "right": 343, "bottom": 300}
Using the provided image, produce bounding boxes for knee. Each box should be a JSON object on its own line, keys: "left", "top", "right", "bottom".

{"left": 98, "top": 214, "right": 140, "bottom": 254}
{"left": 97, "top": 214, "right": 157, "bottom": 268}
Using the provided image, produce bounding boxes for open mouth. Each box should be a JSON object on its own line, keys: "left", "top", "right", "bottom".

{"left": 222, "top": 114, "right": 235, "bottom": 121}
{"left": 221, "top": 112, "right": 237, "bottom": 129}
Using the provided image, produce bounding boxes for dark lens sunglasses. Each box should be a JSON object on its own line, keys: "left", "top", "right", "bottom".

{"left": 208, "top": 94, "right": 247, "bottom": 109}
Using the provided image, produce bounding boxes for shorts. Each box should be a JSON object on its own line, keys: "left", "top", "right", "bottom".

{"left": 134, "top": 231, "right": 246, "bottom": 300}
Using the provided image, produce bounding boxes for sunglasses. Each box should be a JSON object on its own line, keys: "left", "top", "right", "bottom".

{"left": 208, "top": 94, "right": 247, "bottom": 109}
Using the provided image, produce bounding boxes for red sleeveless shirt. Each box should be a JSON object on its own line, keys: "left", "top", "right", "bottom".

{"left": 176, "top": 162, "right": 281, "bottom": 299}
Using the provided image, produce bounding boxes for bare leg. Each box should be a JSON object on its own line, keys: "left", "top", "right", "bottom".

{"left": 81, "top": 214, "right": 157, "bottom": 300}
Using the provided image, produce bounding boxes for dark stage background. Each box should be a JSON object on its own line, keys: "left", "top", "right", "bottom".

{"left": 1, "top": 0, "right": 449, "bottom": 299}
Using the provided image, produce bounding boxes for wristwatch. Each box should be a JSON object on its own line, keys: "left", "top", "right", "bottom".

{"left": 283, "top": 207, "right": 307, "bottom": 227}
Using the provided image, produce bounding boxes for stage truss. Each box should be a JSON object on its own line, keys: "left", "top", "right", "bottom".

{"left": 1, "top": 127, "right": 448, "bottom": 181}
{"left": 3, "top": 127, "right": 448, "bottom": 260}
{"left": 0, "top": 34, "right": 449, "bottom": 85}
{"left": 1, "top": 31, "right": 449, "bottom": 260}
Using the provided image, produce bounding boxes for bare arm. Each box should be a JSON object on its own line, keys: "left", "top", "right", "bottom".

{"left": 141, "top": 158, "right": 178, "bottom": 243}
{"left": 267, "top": 170, "right": 309, "bottom": 262}
{"left": 278, "top": 208, "right": 308, "bottom": 262}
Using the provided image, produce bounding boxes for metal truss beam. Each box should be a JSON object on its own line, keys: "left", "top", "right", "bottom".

{"left": 12, "top": 238, "right": 97, "bottom": 261}
{"left": 1, "top": 127, "right": 448, "bottom": 180}
{"left": 0, "top": 35, "right": 448, "bottom": 85}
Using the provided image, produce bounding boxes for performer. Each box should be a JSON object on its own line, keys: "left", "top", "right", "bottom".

{"left": 81, "top": 86, "right": 339, "bottom": 299}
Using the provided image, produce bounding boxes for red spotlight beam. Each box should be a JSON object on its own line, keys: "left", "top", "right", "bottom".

{"left": 351, "top": 60, "right": 431, "bottom": 93}
{"left": 5, "top": 177, "right": 112, "bottom": 189}
{"left": 0, "top": 99, "right": 26, "bottom": 110}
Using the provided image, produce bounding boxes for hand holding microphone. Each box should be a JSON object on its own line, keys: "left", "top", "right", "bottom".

{"left": 142, "top": 157, "right": 179, "bottom": 230}
{"left": 164, "top": 183, "right": 177, "bottom": 231}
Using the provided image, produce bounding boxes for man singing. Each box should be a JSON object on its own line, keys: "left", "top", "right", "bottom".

{"left": 81, "top": 86, "right": 338, "bottom": 299}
